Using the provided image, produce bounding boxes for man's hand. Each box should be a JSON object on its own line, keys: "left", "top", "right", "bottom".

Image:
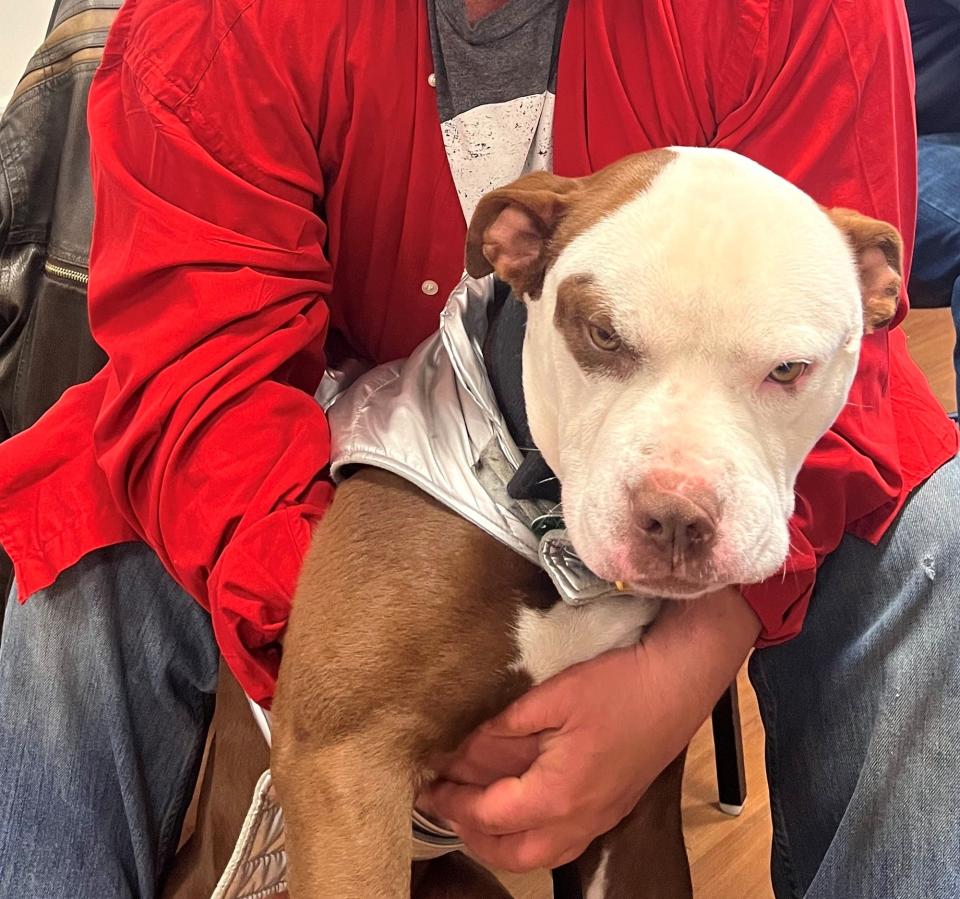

{"left": 418, "top": 586, "right": 760, "bottom": 872}
{"left": 421, "top": 645, "right": 674, "bottom": 872}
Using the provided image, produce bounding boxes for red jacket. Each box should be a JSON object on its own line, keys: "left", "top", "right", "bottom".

{"left": 0, "top": 0, "right": 955, "bottom": 706}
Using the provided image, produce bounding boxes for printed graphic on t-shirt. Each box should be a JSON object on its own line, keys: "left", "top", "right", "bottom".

{"left": 441, "top": 93, "right": 554, "bottom": 222}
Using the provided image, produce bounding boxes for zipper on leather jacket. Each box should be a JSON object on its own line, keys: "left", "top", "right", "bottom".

{"left": 45, "top": 259, "right": 89, "bottom": 286}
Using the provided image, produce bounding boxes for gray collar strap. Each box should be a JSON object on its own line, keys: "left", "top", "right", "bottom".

{"left": 475, "top": 437, "right": 631, "bottom": 606}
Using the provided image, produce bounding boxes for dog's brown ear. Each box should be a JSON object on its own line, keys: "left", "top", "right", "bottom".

{"left": 465, "top": 171, "right": 582, "bottom": 298}
{"left": 826, "top": 208, "right": 903, "bottom": 332}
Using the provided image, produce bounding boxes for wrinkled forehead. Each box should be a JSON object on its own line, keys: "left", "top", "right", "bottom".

{"left": 549, "top": 149, "right": 862, "bottom": 353}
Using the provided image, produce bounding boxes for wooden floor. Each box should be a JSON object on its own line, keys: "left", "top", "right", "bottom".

{"left": 898, "top": 307, "right": 957, "bottom": 415}
{"left": 683, "top": 307, "right": 956, "bottom": 898}
{"left": 684, "top": 667, "right": 772, "bottom": 898}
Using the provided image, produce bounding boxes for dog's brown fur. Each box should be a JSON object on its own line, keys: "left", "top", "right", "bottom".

{"left": 825, "top": 208, "right": 903, "bottom": 330}
{"left": 271, "top": 468, "right": 691, "bottom": 898}
{"left": 553, "top": 274, "right": 646, "bottom": 380}
{"left": 465, "top": 150, "right": 676, "bottom": 298}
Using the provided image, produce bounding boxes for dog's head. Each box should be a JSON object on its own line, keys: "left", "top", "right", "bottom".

{"left": 466, "top": 148, "right": 901, "bottom": 598}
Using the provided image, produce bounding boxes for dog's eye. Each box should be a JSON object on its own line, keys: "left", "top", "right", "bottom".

{"left": 767, "top": 361, "right": 808, "bottom": 384}
{"left": 587, "top": 321, "right": 622, "bottom": 352}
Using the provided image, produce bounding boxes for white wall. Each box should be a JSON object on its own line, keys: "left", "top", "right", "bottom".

{"left": 0, "top": 1, "right": 56, "bottom": 111}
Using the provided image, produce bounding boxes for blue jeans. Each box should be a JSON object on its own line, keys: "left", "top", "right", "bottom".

{"left": 749, "top": 453, "right": 960, "bottom": 897}
{"left": 0, "top": 544, "right": 219, "bottom": 898}
{"left": 913, "top": 133, "right": 960, "bottom": 411}
{"left": 2, "top": 459, "right": 960, "bottom": 898}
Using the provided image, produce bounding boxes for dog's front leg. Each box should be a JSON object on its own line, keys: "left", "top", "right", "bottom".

{"left": 273, "top": 733, "right": 416, "bottom": 899}
{"left": 412, "top": 854, "right": 515, "bottom": 898}
{"left": 574, "top": 751, "right": 691, "bottom": 899}
{"left": 272, "top": 469, "right": 541, "bottom": 898}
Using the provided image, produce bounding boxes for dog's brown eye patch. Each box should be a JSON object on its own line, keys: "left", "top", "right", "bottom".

{"left": 555, "top": 275, "right": 643, "bottom": 379}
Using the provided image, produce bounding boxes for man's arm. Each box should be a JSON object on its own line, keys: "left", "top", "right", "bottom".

{"left": 85, "top": 2, "right": 337, "bottom": 704}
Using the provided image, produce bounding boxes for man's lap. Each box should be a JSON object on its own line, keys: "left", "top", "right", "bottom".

{"left": 750, "top": 453, "right": 960, "bottom": 898}
{"left": 0, "top": 543, "right": 219, "bottom": 899}
{"left": 0, "top": 455, "right": 958, "bottom": 897}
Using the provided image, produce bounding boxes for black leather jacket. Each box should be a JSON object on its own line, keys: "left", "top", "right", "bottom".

{"left": 0, "top": 0, "right": 119, "bottom": 601}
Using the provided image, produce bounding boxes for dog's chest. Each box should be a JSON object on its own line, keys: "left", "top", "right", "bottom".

{"left": 512, "top": 595, "right": 657, "bottom": 685}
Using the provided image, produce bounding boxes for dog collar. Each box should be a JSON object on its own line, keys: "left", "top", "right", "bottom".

{"left": 476, "top": 437, "right": 634, "bottom": 607}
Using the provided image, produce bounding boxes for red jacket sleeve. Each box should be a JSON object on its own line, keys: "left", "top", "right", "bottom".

{"left": 86, "top": 4, "right": 336, "bottom": 703}
{"left": 688, "top": 0, "right": 919, "bottom": 642}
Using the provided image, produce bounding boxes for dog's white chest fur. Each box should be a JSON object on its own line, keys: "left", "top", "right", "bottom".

{"left": 512, "top": 596, "right": 660, "bottom": 685}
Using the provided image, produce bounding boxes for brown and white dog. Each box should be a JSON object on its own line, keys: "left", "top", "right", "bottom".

{"left": 271, "top": 148, "right": 902, "bottom": 898}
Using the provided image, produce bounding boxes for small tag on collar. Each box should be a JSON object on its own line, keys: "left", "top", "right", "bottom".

{"left": 538, "top": 528, "right": 635, "bottom": 606}
{"left": 475, "top": 438, "right": 630, "bottom": 606}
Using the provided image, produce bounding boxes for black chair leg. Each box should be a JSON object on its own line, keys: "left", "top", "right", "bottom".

{"left": 711, "top": 680, "right": 747, "bottom": 816}
{"left": 551, "top": 861, "right": 583, "bottom": 898}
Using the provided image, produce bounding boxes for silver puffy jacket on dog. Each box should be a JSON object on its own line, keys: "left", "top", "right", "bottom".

{"left": 328, "top": 274, "right": 639, "bottom": 607}
{"left": 329, "top": 274, "right": 543, "bottom": 563}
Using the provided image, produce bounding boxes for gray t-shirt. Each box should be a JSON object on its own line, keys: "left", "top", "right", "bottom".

{"left": 427, "top": 0, "right": 567, "bottom": 222}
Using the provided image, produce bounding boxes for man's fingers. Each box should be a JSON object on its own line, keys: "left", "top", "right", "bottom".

{"left": 421, "top": 774, "right": 555, "bottom": 836}
{"left": 441, "top": 733, "right": 540, "bottom": 784}
{"left": 483, "top": 680, "right": 568, "bottom": 738}
{"left": 457, "top": 826, "right": 587, "bottom": 874}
